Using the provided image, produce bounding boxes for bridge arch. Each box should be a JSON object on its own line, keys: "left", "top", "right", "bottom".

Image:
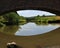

{"left": 0, "top": 0, "right": 60, "bottom": 15}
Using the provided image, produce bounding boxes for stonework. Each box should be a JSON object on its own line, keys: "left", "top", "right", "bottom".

{"left": 0, "top": 0, "right": 60, "bottom": 15}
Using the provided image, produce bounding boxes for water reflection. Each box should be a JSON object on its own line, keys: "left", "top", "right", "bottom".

{"left": 0, "top": 25, "right": 19, "bottom": 35}
{"left": 0, "top": 22, "right": 60, "bottom": 36}
{"left": 15, "top": 22, "right": 60, "bottom": 36}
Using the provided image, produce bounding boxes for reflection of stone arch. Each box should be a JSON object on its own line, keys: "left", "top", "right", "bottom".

{"left": 0, "top": 0, "right": 60, "bottom": 15}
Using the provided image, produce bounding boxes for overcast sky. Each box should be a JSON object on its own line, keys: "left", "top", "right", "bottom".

{"left": 17, "top": 10, "right": 56, "bottom": 17}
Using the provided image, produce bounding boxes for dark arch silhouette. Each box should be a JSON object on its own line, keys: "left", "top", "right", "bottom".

{"left": 0, "top": 0, "right": 60, "bottom": 15}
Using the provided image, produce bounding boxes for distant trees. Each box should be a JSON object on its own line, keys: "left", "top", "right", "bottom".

{"left": 0, "top": 12, "right": 57, "bottom": 26}
{"left": 19, "top": 16, "right": 26, "bottom": 22}
{"left": 24, "top": 15, "right": 56, "bottom": 23}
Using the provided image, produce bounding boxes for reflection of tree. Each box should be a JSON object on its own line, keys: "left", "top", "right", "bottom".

{"left": 0, "top": 26, "right": 5, "bottom": 32}
{"left": 0, "top": 21, "right": 28, "bottom": 35}
{"left": 0, "top": 19, "right": 60, "bottom": 35}
{"left": 19, "top": 21, "right": 27, "bottom": 25}
{"left": 31, "top": 21, "right": 48, "bottom": 25}
{"left": 33, "top": 21, "right": 60, "bottom": 26}
{"left": 34, "top": 22, "right": 48, "bottom": 25}
{"left": 0, "top": 25, "right": 20, "bottom": 35}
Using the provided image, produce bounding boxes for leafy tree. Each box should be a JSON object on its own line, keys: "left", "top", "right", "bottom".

{"left": 2, "top": 12, "right": 20, "bottom": 25}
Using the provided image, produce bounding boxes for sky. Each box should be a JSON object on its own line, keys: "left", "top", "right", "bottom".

{"left": 17, "top": 10, "right": 56, "bottom": 17}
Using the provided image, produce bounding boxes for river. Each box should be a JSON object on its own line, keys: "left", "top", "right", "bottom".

{"left": 0, "top": 22, "right": 60, "bottom": 36}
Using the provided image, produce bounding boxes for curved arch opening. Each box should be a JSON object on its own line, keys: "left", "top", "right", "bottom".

{"left": 0, "top": 10, "right": 60, "bottom": 36}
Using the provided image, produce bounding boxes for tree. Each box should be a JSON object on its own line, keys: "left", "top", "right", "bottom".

{"left": 2, "top": 12, "right": 20, "bottom": 25}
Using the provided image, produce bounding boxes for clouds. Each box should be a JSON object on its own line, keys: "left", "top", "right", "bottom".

{"left": 17, "top": 10, "right": 56, "bottom": 17}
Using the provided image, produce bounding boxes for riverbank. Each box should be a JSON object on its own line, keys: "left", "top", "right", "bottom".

{"left": 0, "top": 27, "right": 60, "bottom": 48}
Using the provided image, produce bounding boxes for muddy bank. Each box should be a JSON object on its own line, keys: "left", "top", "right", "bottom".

{"left": 0, "top": 27, "right": 60, "bottom": 48}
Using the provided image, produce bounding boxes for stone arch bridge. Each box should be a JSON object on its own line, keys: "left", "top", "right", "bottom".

{"left": 0, "top": 0, "right": 60, "bottom": 48}
{"left": 0, "top": 0, "right": 60, "bottom": 15}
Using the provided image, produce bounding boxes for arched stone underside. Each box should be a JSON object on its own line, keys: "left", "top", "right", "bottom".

{"left": 0, "top": 0, "right": 60, "bottom": 15}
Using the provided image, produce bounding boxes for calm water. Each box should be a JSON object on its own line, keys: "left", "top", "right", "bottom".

{"left": 15, "top": 22, "right": 60, "bottom": 36}
{"left": 0, "top": 22, "right": 60, "bottom": 36}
